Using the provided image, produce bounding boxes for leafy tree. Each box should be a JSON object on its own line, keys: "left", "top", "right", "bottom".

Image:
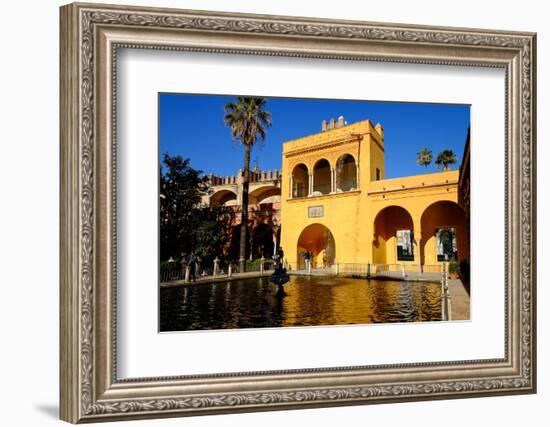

{"left": 435, "top": 149, "right": 457, "bottom": 171}
{"left": 191, "top": 207, "right": 235, "bottom": 265}
{"left": 416, "top": 147, "right": 433, "bottom": 168}
{"left": 159, "top": 153, "right": 234, "bottom": 263}
{"left": 224, "top": 97, "right": 272, "bottom": 270}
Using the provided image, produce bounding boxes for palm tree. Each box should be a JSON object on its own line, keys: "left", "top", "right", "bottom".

{"left": 416, "top": 147, "right": 432, "bottom": 168}
{"left": 224, "top": 97, "right": 272, "bottom": 271}
{"left": 435, "top": 149, "right": 458, "bottom": 171}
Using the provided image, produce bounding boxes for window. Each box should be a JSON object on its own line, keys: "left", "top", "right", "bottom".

{"left": 435, "top": 227, "right": 458, "bottom": 262}
{"left": 396, "top": 229, "right": 414, "bottom": 261}
{"left": 376, "top": 168, "right": 381, "bottom": 181}
{"left": 336, "top": 154, "right": 357, "bottom": 191}
{"left": 291, "top": 164, "right": 309, "bottom": 198}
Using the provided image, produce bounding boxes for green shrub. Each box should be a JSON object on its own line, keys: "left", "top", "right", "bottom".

{"left": 448, "top": 260, "right": 460, "bottom": 274}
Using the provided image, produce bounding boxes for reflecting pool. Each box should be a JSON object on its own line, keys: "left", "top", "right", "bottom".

{"left": 160, "top": 275, "right": 442, "bottom": 332}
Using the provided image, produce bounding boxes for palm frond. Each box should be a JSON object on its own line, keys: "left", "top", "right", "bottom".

{"left": 223, "top": 97, "right": 272, "bottom": 147}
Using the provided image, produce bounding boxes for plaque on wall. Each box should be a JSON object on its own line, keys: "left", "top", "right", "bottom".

{"left": 308, "top": 206, "right": 324, "bottom": 218}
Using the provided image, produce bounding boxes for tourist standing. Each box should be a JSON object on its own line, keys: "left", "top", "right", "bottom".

{"left": 304, "top": 250, "right": 312, "bottom": 271}
{"left": 188, "top": 252, "right": 197, "bottom": 282}
{"left": 195, "top": 255, "right": 202, "bottom": 277}
{"left": 276, "top": 247, "right": 285, "bottom": 267}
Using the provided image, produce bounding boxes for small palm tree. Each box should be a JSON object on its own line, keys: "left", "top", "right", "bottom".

{"left": 416, "top": 147, "right": 432, "bottom": 168}
{"left": 435, "top": 149, "right": 458, "bottom": 171}
{"left": 224, "top": 97, "right": 272, "bottom": 271}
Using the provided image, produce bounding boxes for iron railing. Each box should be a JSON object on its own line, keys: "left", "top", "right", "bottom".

{"left": 160, "top": 259, "right": 446, "bottom": 283}
{"left": 282, "top": 262, "right": 445, "bottom": 275}
{"left": 232, "top": 259, "right": 276, "bottom": 274}
{"left": 160, "top": 263, "right": 185, "bottom": 282}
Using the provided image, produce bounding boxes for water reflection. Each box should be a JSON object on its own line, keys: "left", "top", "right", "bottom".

{"left": 160, "top": 276, "right": 442, "bottom": 332}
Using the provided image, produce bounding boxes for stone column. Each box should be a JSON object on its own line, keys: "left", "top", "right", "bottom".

{"left": 331, "top": 168, "right": 336, "bottom": 193}
{"left": 308, "top": 172, "right": 313, "bottom": 196}
{"left": 260, "top": 256, "right": 265, "bottom": 274}
{"left": 356, "top": 165, "right": 360, "bottom": 189}
{"left": 213, "top": 257, "right": 220, "bottom": 276}
{"left": 414, "top": 232, "right": 422, "bottom": 274}
{"left": 289, "top": 175, "right": 294, "bottom": 198}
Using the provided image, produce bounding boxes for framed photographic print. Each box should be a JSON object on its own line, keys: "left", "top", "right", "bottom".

{"left": 60, "top": 2, "right": 536, "bottom": 423}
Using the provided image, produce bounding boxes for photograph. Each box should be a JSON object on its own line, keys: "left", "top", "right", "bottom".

{"left": 158, "top": 94, "right": 471, "bottom": 332}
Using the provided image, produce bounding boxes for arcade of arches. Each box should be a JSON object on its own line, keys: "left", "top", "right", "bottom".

{"left": 293, "top": 200, "right": 467, "bottom": 269}
{"left": 209, "top": 182, "right": 283, "bottom": 261}
{"left": 372, "top": 201, "right": 467, "bottom": 267}
{"left": 290, "top": 154, "right": 359, "bottom": 198}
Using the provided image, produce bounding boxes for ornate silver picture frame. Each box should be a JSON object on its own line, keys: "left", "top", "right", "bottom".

{"left": 60, "top": 2, "right": 536, "bottom": 423}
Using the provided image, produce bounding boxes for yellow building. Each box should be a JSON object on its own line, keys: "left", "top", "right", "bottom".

{"left": 280, "top": 116, "right": 468, "bottom": 272}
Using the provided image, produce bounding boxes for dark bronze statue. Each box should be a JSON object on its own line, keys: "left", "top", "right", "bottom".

{"left": 270, "top": 247, "right": 289, "bottom": 296}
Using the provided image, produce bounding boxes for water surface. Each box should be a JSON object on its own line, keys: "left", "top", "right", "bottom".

{"left": 160, "top": 275, "right": 442, "bottom": 331}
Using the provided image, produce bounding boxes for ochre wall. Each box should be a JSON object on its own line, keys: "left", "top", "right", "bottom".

{"left": 282, "top": 192, "right": 363, "bottom": 268}
{"left": 280, "top": 118, "right": 468, "bottom": 269}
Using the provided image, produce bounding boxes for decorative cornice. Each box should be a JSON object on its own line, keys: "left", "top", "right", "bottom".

{"left": 284, "top": 134, "right": 361, "bottom": 158}
{"left": 287, "top": 189, "right": 361, "bottom": 203}
{"left": 367, "top": 180, "right": 459, "bottom": 195}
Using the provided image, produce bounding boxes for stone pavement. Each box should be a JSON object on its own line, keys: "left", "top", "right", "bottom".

{"left": 447, "top": 279, "right": 471, "bottom": 321}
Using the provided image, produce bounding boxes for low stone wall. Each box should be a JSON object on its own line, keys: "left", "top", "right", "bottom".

{"left": 160, "top": 270, "right": 271, "bottom": 288}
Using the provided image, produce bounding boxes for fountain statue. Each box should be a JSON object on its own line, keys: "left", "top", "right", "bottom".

{"left": 270, "top": 247, "right": 289, "bottom": 297}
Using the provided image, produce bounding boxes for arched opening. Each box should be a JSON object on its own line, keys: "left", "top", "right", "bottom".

{"left": 249, "top": 185, "right": 281, "bottom": 205}
{"left": 336, "top": 154, "right": 357, "bottom": 192}
{"left": 252, "top": 222, "right": 275, "bottom": 259}
{"left": 420, "top": 201, "right": 467, "bottom": 265}
{"left": 291, "top": 164, "right": 309, "bottom": 198}
{"left": 296, "top": 223, "right": 335, "bottom": 270}
{"left": 313, "top": 159, "right": 331, "bottom": 195}
{"left": 229, "top": 224, "right": 250, "bottom": 261}
{"left": 373, "top": 206, "right": 415, "bottom": 264}
{"left": 210, "top": 189, "right": 237, "bottom": 207}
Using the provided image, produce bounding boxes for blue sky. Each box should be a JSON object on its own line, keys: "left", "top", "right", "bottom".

{"left": 159, "top": 93, "right": 470, "bottom": 179}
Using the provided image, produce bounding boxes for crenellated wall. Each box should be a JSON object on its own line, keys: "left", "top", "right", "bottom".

{"left": 203, "top": 168, "right": 282, "bottom": 207}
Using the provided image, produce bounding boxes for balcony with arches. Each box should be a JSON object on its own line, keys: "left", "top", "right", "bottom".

{"left": 289, "top": 153, "right": 360, "bottom": 200}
